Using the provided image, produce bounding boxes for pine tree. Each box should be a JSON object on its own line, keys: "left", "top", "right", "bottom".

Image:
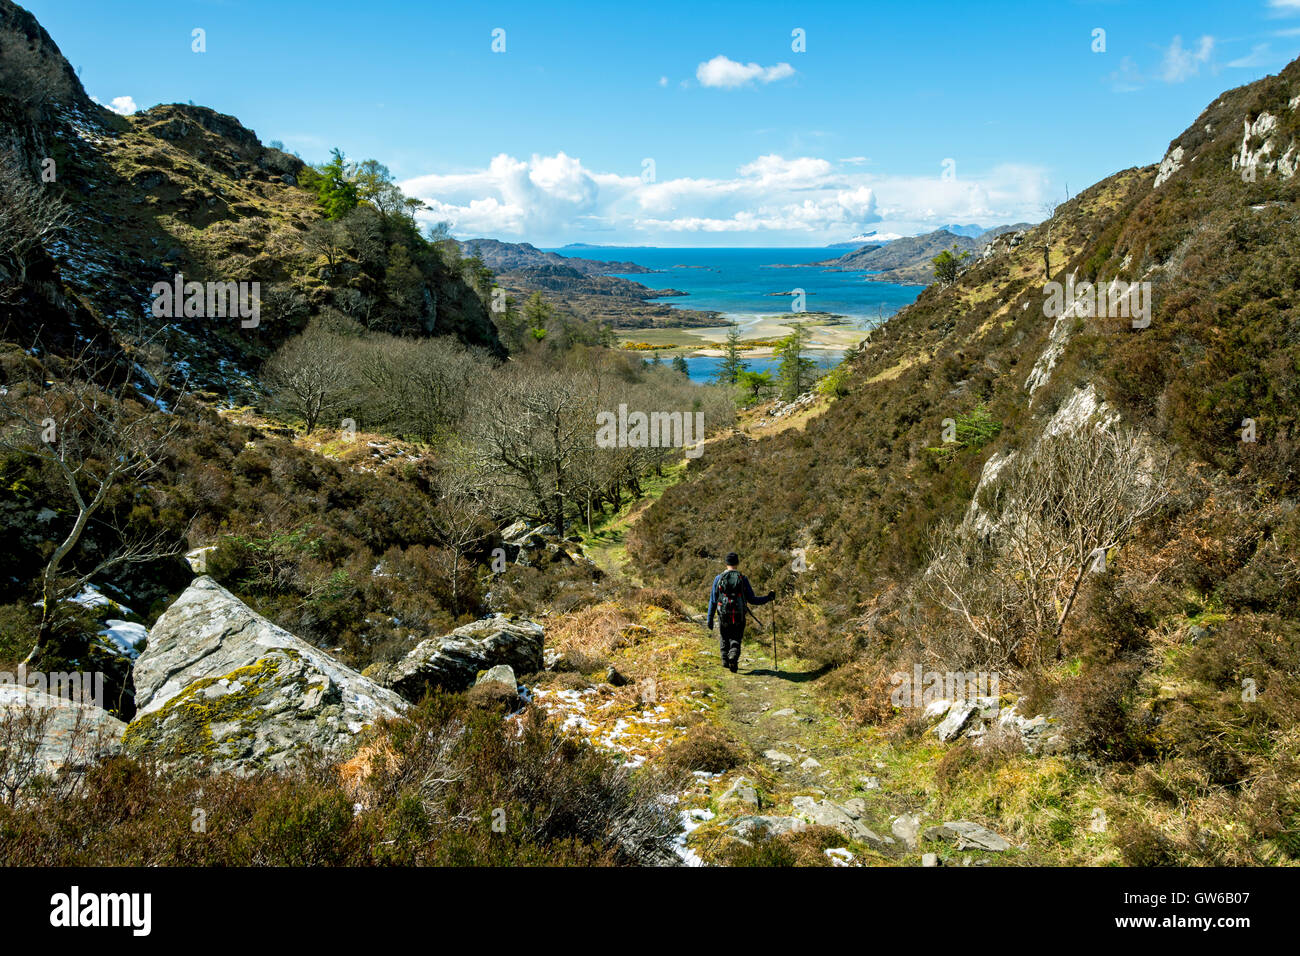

{"left": 523, "top": 291, "right": 553, "bottom": 341}
{"left": 716, "top": 322, "right": 748, "bottom": 385}
{"left": 314, "top": 148, "right": 359, "bottom": 220}
{"left": 775, "top": 326, "right": 816, "bottom": 401}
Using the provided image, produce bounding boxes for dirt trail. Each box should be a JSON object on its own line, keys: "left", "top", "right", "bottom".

{"left": 566, "top": 501, "right": 901, "bottom": 864}
{"left": 582, "top": 478, "right": 862, "bottom": 789}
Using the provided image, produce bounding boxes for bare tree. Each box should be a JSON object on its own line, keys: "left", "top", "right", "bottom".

{"left": 466, "top": 364, "right": 596, "bottom": 537}
{"left": 428, "top": 446, "right": 493, "bottom": 615}
{"left": 0, "top": 151, "right": 73, "bottom": 302}
{"left": 303, "top": 218, "right": 350, "bottom": 274}
{"left": 0, "top": 346, "right": 186, "bottom": 662}
{"left": 261, "top": 316, "right": 354, "bottom": 434}
{"left": 925, "top": 424, "right": 1170, "bottom": 668}
{"left": 1039, "top": 199, "right": 1061, "bottom": 281}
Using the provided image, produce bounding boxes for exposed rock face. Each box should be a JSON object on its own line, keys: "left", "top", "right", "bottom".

{"left": 1153, "top": 144, "right": 1185, "bottom": 188}
{"left": 924, "top": 695, "right": 1063, "bottom": 754}
{"left": 124, "top": 576, "right": 405, "bottom": 774}
{"left": 370, "top": 614, "right": 544, "bottom": 702}
{"left": 0, "top": 684, "right": 126, "bottom": 779}
{"left": 929, "top": 820, "right": 1012, "bottom": 852}
{"left": 934, "top": 700, "right": 978, "bottom": 742}
{"left": 791, "top": 795, "right": 889, "bottom": 848}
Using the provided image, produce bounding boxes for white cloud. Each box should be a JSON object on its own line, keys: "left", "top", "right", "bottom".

{"left": 1267, "top": 0, "right": 1300, "bottom": 10}
{"left": 658, "top": 76, "right": 668, "bottom": 87}
{"left": 1159, "top": 35, "right": 1215, "bottom": 83}
{"left": 399, "top": 151, "right": 1048, "bottom": 246}
{"left": 1228, "top": 43, "right": 1273, "bottom": 68}
{"left": 695, "top": 55, "right": 796, "bottom": 88}
{"left": 94, "top": 95, "right": 137, "bottom": 115}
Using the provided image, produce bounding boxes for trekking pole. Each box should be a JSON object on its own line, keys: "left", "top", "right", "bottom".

{"left": 772, "top": 615, "right": 778, "bottom": 673}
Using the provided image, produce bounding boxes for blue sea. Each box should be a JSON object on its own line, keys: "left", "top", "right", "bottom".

{"left": 546, "top": 246, "right": 924, "bottom": 382}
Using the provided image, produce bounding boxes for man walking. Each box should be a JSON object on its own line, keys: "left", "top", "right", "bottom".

{"left": 707, "top": 552, "right": 775, "bottom": 672}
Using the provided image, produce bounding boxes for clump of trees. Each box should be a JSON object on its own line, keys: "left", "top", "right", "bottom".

{"left": 261, "top": 311, "right": 484, "bottom": 442}
{"left": 290, "top": 149, "right": 502, "bottom": 352}
{"left": 259, "top": 322, "right": 735, "bottom": 537}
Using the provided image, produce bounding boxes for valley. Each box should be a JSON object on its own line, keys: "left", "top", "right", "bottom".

{"left": 2, "top": 0, "right": 1299, "bottom": 879}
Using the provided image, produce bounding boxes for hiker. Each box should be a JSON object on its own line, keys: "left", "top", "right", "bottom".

{"left": 706, "top": 552, "right": 774, "bottom": 672}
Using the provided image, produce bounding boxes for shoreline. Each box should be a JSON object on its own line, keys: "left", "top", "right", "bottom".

{"left": 618, "top": 311, "right": 870, "bottom": 357}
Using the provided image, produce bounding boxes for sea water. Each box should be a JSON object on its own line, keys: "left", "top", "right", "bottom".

{"left": 546, "top": 246, "right": 924, "bottom": 382}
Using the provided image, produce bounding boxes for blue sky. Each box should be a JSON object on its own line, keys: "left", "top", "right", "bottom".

{"left": 26, "top": 0, "right": 1300, "bottom": 245}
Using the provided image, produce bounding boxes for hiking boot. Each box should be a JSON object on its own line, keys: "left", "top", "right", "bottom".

{"left": 728, "top": 660, "right": 738, "bottom": 673}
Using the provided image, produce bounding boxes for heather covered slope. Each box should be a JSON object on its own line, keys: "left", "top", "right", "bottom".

{"left": 629, "top": 60, "right": 1300, "bottom": 863}
{"left": 0, "top": 0, "right": 501, "bottom": 397}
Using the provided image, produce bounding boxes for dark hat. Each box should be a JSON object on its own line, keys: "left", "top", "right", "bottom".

{"left": 725, "top": 552, "right": 739, "bottom": 566}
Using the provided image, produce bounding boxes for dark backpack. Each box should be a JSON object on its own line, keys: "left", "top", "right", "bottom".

{"left": 717, "top": 570, "right": 745, "bottom": 627}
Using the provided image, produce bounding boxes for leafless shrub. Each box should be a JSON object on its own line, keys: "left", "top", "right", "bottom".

{"left": 925, "top": 424, "right": 1171, "bottom": 669}
{"left": 0, "top": 345, "right": 188, "bottom": 660}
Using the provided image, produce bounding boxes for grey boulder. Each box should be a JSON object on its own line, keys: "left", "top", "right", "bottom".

{"left": 125, "top": 576, "right": 405, "bottom": 774}
{"left": 792, "top": 795, "right": 888, "bottom": 848}
{"left": 0, "top": 683, "right": 125, "bottom": 779}
{"left": 932, "top": 820, "right": 1012, "bottom": 852}
{"left": 372, "top": 614, "right": 544, "bottom": 701}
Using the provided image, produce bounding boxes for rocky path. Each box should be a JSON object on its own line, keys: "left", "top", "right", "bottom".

{"left": 565, "top": 467, "right": 1026, "bottom": 865}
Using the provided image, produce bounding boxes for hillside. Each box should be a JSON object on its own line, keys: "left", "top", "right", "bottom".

{"left": 629, "top": 60, "right": 1300, "bottom": 864}
{"left": 0, "top": 0, "right": 502, "bottom": 399}
{"left": 4, "top": 0, "right": 1300, "bottom": 874}
{"left": 456, "top": 238, "right": 653, "bottom": 275}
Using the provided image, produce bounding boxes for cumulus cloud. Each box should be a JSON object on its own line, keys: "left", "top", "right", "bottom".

{"left": 399, "top": 151, "right": 1048, "bottom": 246}
{"left": 695, "top": 55, "right": 796, "bottom": 88}
{"left": 94, "top": 95, "right": 137, "bottom": 115}
{"left": 1159, "top": 35, "right": 1215, "bottom": 83}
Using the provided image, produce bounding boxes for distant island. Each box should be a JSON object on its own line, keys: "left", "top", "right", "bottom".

{"left": 769, "top": 224, "right": 1030, "bottom": 284}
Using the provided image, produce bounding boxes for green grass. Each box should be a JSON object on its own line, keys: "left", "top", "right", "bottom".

{"left": 579, "top": 460, "right": 690, "bottom": 579}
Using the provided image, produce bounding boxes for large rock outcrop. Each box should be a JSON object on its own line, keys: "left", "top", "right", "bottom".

{"left": 123, "top": 576, "right": 405, "bottom": 774}
{"left": 368, "top": 614, "right": 544, "bottom": 702}
{"left": 0, "top": 683, "right": 126, "bottom": 780}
